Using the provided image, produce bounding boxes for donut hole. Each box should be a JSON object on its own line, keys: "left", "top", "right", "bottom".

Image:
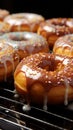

{"left": 51, "top": 20, "right": 73, "bottom": 28}
{"left": 9, "top": 35, "right": 28, "bottom": 41}
{"left": 52, "top": 22, "right": 65, "bottom": 26}
{"left": 7, "top": 33, "right": 34, "bottom": 42}
{"left": 38, "top": 59, "right": 60, "bottom": 72}
{"left": 50, "top": 19, "right": 67, "bottom": 26}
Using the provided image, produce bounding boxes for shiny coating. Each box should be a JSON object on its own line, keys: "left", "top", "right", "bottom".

{"left": 14, "top": 53, "right": 73, "bottom": 90}
{"left": 53, "top": 34, "right": 73, "bottom": 57}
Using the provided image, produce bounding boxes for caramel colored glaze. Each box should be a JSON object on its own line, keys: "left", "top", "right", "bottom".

{"left": 14, "top": 53, "right": 73, "bottom": 105}
{"left": 0, "top": 9, "right": 9, "bottom": 21}
{"left": 0, "top": 32, "right": 49, "bottom": 60}
{"left": 4, "top": 13, "right": 45, "bottom": 32}
{"left": 38, "top": 18, "right": 73, "bottom": 50}
{"left": 53, "top": 34, "right": 73, "bottom": 57}
{"left": 0, "top": 40, "right": 19, "bottom": 82}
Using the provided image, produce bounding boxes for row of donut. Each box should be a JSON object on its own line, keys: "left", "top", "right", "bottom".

{"left": 0, "top": 9, "right": 73, "bottom": 52}
{"left": 0, "top": 8, "right": 48, "bottom": 83}
{"left": 1, "top": 8, "right": 73, "bottom": 106}
{"left": 1, "top": 8, "right": 73, "bottom": 57}
{"left": 0, "top": 8, "right": 73, "bottom": 49}
{"left": 1, "top": 30, "right": 73, "bottom": 82}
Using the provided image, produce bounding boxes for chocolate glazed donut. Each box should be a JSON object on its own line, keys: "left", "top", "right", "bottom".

{"left": 14, "top": 53, "right": 73, "bottom": 109}
{"left": 38, "top": 18, "right": 73, "bottom": 50}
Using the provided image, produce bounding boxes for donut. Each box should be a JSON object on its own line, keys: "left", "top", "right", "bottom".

{"left": 14, "top": 52, "right": 73, "bottom": 106}
{"left": 38, "top": 18, "right": 73, "bottom": 50}
{"left": 53, "top": 34, "right": 73, "bottom": 57}
{"left": 0, "top": 32, "right": 49, "bottom": 60}
{"left": 0, "top": 40, "right": 19, "bottom": 82}
{"left": 0, "top": 9, "right": 9, "bottom": 21}
{"left": 0, "top": 21, "right": 10, "bottom": 35}
{"left": 4, "top": 13, "right": 45, "bottom": 32}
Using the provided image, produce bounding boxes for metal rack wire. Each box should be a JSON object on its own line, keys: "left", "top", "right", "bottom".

{"left": 0, "top": 82, "right": 73, "bottom": 130}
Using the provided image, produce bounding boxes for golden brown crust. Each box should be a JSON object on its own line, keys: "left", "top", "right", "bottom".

{"left": 1, "top": 32, "right": 49, "bottom": 60}
{"left": 0, "top": 40, "right": 19, "bottom": 82}
{"left": 53, "top": 34, "right": 73, "bottom": 57}
{"left": 14, "top": 53, "right": 73, "bottom": 105}
{"left": 38, "top": 18, "right": 73, "bottom": 50}
{"left": 4, "top": 13, "right": 45, "bottom": 32}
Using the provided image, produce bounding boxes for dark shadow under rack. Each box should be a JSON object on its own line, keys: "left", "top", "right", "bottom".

{"left": 0, "top": 81, "right": 73, "bottom": 130}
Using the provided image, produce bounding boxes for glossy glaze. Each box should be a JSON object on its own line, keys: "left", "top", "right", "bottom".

{"left": 14, "top": 53, "right": 73, "bottom": 105}
{"left": 1, "top": 32, "right": 49, "bottom": 60}
{"left": 4, "top": 13, "right": 45, "bottom": 32}
{"left": 53, "top": 34, "right": 73, "bottom": 57}
{"left": 38, "top": 18, "right": 73, "bottom": 50}
{"left": 0, "top": 40, "right": 19, "bottom": 81}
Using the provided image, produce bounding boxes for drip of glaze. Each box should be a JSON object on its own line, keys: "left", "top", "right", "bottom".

{"left": 43, "top": 93, "right": 48, "bottom": 111}
{"left": 3, "top": 59, "right": 7, "bottom": 81}
{"left": 0, "top": 54, "right": 15, "bottom": 81}
{"left": 13, "top": 89, "right": 17, "bottom": 93}
{"left": 22, "top": 104, "right": 31, "bottom": 111}
{"left": 7, "top": 55, "right": 14, "bottom": 81}
{"left": 13, "top": 89, "right": 19, "bottom": 98}
{"left": 64, "top": 78, "right": 69, "bottom": 106}
{"left": 14, "top": 93, "right": 19, "bottom": 98}
{"left": 10, "top": 57, "right": 14, "bottom": 75}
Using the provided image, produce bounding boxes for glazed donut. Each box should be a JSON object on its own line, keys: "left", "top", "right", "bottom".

{"left": 0, "top": 21, "right": 10, "bottom": 35}
{"left": 0, "top": 9, "right": 9, "bottom": 21}
{"left": 14, "top": 53, "right": 73, "bottom": 106}
{"left": 4, "top": 13, "right": 45, "bottom": 32}
{"left": 0, "top": 40, "right": 19, "bottom": 82}
{"left": 0, "top": 32, "right": 49, "bottom": 60}
{"left": 53, "top": 34, "right": 73, "bottom": 57}
{"left": 38, "top": 18, "right": 73, "bottom": 50}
